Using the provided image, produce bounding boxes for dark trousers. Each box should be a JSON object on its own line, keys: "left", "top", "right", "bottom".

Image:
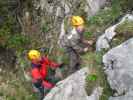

{"left": 33, "top": 70, "right": 61, "bottom": 100}
{"left": 66, "top": 47, "right": 80, "bottom": 75}
{"left": 33, "top": 82, "right": 45, "bottom": 100}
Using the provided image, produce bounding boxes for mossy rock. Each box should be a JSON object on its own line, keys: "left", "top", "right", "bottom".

{"left": 111, "top": 36, "right": 125, "bottom": 48}
{"left": 119, "top": 0, "right": 133, "bottom": 11}
{"left": 110, "top": 19, "right": 133, "bottom": 47}
{"left": 115, "top": 20, "right": 133, "bottom": 39}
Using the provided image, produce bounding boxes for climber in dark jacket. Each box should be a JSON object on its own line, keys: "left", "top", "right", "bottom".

{"left": 28, "top": 50, "right": 62, "bottom": 100}
{"left": 59, "top": 16, "right": 94, "bottom": 75}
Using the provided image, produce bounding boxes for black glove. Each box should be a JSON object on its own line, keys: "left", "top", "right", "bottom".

{"left": 58, "top": 63, "right": 65, "bottom": 68}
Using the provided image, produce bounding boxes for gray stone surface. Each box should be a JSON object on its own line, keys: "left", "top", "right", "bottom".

{"left": 96, "top": 14, "right": 133, "bottom": 51}
{"left": 85, "top": 0, "right": 106, "bottom": 16}
{"left": 103, "top": 38, "right": 133, "bottom": 99}
{"left": 43, "top": 68, "right": 103, "bottom": 100}
{"left": 39, "top": 0, "right": 106, "bottom": 17}
{"left": 109, "top": 91, "right": 133, "bottom": 100}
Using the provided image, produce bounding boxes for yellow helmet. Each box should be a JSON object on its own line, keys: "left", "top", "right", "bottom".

{"left": 71, "top": 16, "right": 84, "bottom": 26}
{"left": 28, "top": 50, "right": 41, "bottom": 60}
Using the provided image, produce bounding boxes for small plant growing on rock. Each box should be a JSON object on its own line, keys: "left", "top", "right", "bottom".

{"left": 82, "top": 52, "right": 113, "bottom": 100}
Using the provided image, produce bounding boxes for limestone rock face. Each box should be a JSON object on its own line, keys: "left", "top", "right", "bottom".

{"left": 43, "top": 68, "right": 103, "bottom": 100}
{"left": 109, "top": 91, "right": 133, "bottom": 100}
{"left": 20, "top": 0, "right": 107, "bottom": 48}
{"left": 96, "top": 14, "right": 133, "bottom": 51}
{"left": 103, "top": 38, "right": 133, "bottom": 99}
{"left": 85, "top": 0, "right": 106, "bottom": 16}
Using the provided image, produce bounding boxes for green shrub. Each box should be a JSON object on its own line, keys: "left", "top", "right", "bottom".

{"left": 7, "top": 34, "right": 30, "bottom": 50}
{"left": 42, "top": 24, "right": 49, "bottom": 33}
{"left": 115, "top": 20, "right": 133, "bottom": 36}
{"left": 86, "top": 0, "right": 122, "bottom": 35}
{"left": 119, "top": 0, "right": 133, "bottom": 11}
{"left": 87, "top": 6, "right": 121, "bottom": 26}
{"left": 0, "top": 16, "right": 30, "bottom": 51}
{"left": 84, "top": 31, "right": 93, "bottom": 39}
{"left": 82, "top": 52, "right": 113, "bottom": 100}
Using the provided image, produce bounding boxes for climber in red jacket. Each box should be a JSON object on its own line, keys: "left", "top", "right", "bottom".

{"left": 28, "top": 50, "right": 62, "bottom": 99}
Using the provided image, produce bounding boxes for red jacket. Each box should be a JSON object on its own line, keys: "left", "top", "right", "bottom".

{"left": 31, "top": 56, "right": 59, "bottom": 89}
